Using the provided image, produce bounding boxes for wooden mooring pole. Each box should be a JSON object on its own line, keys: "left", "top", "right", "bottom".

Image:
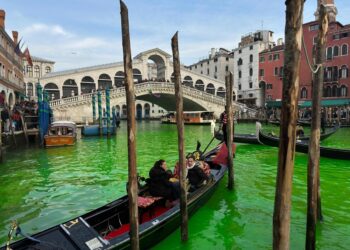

{"left": 171, "top": 32, "right": 188, "bottom": 242}
{"left": 0, "top": 120, "right": 2, "bottom": 162}
{"left": 225, "top": 72, "right": 234, "bottom": 190}
{"left": 272, "top": 1, "right": 304, "bottom": 249}
{"left": 305, "top": 5, "right": 328, "bottom": 250}
{"left": 120, "top": 1, "right": 139, "bottom": 249}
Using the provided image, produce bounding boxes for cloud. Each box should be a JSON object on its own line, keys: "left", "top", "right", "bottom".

{"left": 22, "top": 23, "right": 72, "bottom": 37}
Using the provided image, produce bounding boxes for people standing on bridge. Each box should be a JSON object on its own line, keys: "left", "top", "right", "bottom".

{"left": 219, "top": 110, "right": 228, "bottom": 144}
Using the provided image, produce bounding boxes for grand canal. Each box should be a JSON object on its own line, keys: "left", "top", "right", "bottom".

{"left": 0, "top": 121, "right": 349, "bottom": 249}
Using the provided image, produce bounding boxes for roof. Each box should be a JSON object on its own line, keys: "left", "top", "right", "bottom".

{"left": 260, "top": 45, "right": 284, "bottom": 54}
{"left": 31, "top": 56, "right": 55, "bottom": 64}
{"left": 133, "top": 48, "right": 172, "bottom": 60}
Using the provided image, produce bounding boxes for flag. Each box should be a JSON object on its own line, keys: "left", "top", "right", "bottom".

{"left": 14, "top": 38, "right": 22, "bottom": 55}
{"left": 23, "top": 47, "right": 33, "bottom": 66}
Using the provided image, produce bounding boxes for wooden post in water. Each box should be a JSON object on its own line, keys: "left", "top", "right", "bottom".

{"left": 97, "top": 90, "right": 103, "bottom": 136}
{"left": 171, "top": 31, "right": 188, "bottom": 242}
{"left": 0, "top": 120, "right": 2, "bottom": 162}
{"left": 305, "top": 5, "right": 328, "bottom": 250}
{"left": 225, "top": 72, "right": 234, "bottom": 190}
{"left": 106, "top": 88, "right": 111, "bottom": 138}
{"left": 120, "top": 1, "right": 139, "bottom": 249}
{"left": 272, "top": 1, "right": 304, "bottom": 249}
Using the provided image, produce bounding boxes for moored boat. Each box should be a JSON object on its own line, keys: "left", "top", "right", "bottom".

{"left": 2, "top": 143, "right": 228, "bottom": 249}
{"left": 81, "top": 124, "right": 116, "bottom": 136}
{"left": 161, "top": 111, "right": 215, "bottom": 125}
{"left": 44, "top": 121, "right": 77, "bottom": 147}
{"left": 258, "top": 128, "right": 350, "bottom": 160}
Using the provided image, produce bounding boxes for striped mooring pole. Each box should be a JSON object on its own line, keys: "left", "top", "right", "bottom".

{"left": 97, "top": 90, "right": 102, "bottom": 136}
{"left": 105, "top": 88, "right": 111, "bottom": 138}
{"left": 92, "top": 94, "right": 96, "bottom": 123}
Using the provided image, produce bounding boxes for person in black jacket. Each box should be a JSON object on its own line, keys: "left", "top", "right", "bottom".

{"left": 186, "top": 155, "right": 209, "bottom": 191}
{"left": 148, "top": 159, "right": 180, "bottom": 200}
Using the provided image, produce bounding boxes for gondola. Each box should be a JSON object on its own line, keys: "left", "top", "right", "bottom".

{"left": 2, "top": 143, "right": 227, "bottom": 250}
{"left": 215, "top": 125, "right": 338, "bottom": 145}
{"left": 258, "top": 129, "right": 350, "bottom": 160}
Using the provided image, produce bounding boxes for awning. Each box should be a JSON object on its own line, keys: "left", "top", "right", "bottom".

{"left": 299, "top": 98, "right": 350, "bottom": 107}
{"left": 266, "top": 100, "right": 282, "bottom": 107}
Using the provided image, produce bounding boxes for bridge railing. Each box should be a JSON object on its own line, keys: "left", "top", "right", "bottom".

{"left": 49, "top": 81, "right": 256, "bottom": 115}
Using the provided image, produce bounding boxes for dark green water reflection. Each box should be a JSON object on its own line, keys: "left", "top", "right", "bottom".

{"left": 0, "top": 121, "right": 349, "bottom": 249}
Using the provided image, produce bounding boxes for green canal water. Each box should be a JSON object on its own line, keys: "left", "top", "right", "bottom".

{"left": 0, "top": 121, "right": 349, "bottom": 249}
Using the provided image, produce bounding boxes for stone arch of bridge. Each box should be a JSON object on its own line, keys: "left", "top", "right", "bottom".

{"left": 147, "top": 54, "right": 166, "bottom": 80}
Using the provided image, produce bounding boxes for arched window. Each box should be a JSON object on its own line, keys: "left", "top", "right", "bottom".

{"left": 239, "top": 70, "right": 242, "bottom": 78}
{"left": 340, "top": 65, "right": 349, "bottom": 78}
{"left": 45, "top": 66, "right": 51, "bottom": 74}
{"left": 332, "top": 85, "right": 337, "bottom": 97}
{"left": 144, "top": 103, "right": 150, "bottom": 117}
{"left": 122, "top": 104, "right": 127, "bottom": 116}
{"left": 133, "top": 68, "right": 142, "bottom": 83}
{"left": 44, "top": 82, "right": 60, "bottom": 100}
{"left": 249, "top": 68, "right": 253, "bottom": 76}
{"left": 27, "top": 82, "right": 34, "bottom": 97}
{"left": 195, "top": 79, "right": 204, "bottom": 91}
{"left": 342, "top": 44, "right": 348, "bottom": 55}
{"left": 340, "top": 85, "right": 347, "bottom": 97}
{"left": 183, "top": 76, "right": 193, "bottom": 88}
{"left": 114, "top": 71, "right": 124, "bottom": 87}
{"left": 326, "top": 47, "right": 333, "bottom": 60}
{"left": 326, "top": 86, "right": 331, "bottom": 97}
{"left": 98, "top": 74, "right": 112, "bottom": 90}
{"left": 333, "top": 45, "right": 339, "bottom": 56}
{"left": 206, "top": 83, "right": 215, "bottom": 95}
{"left": 233, "top": 91, "right": 236, "bottom": 101}
{"left": 249, "top": 54, "right": 253, "bottom": 63}
{"left": 301, "top": 87, "right": 307, "bottom": 99}
{"left": 34, "top": 65, "right": 40, "bottom": 77}
{"left": 216, "top": 87, "right": 226, "bottom": 98}
{"left": 237, "top": 58, "right": 243, "bottom": 66}
{"left": 81, "top": 76, "right": 96, "bottom": 94}
{"left": 63, "top": 79, "right": 78, "bottom": 97}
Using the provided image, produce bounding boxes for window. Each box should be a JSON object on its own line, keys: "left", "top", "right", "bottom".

{"left": 237, "top": 58, "right": 243, "bottom": 66}
{"left": 34, "top": 66, "right": 40, "bottom": 77}
{"left": 239, "top": 71, "right": 242, "bottom": 78}
{"left": 238, "top": 95, "right": 242, "bottom": 99}
{"left": 260, "top": 69, "right": 265, "bottom": 77}
{"left": 279, "top": 67, "right": 284, "bottom": 77}
{"left": 313, "top": 36, "right": 318, "bottom": 44}
{"left": 201, "top": 71, "right": 203, "bottom": 74}
{"left": 27, "top": 65, "right": 33, "bottom": 77}
{"left": 326, "top": 47, "right": 333, "bottom": 60}
{"left": 301, "top": 88, "right": 307, "bottom": 99}
{"left": 274, "top": 67, "right": 278, "bottom": 76}
{"left": 45, "top": 66, "right": 51, "bottom": 73}
{"left": 239, "top": 49, "right": 242, "bottom": 54}
{"left": 207, "top": 61, "right": 209, "bottom": 65}
{"left": 207, "top": 69, "right": 209, "bottom": 75}
{"left": 309, "top": 24, "right": 319, "bottom": 31}
{"left": 226, "top": 57, "right": 229, "bottom": 61}
{"left": 249, "top": 68, "right": 253, "bottom": 76}
{"left": 249, "top": 93, "right": 253, "bottom": 98}
{"left": 273, "top": 53, "right": 280, "bottom": 60}
{"left": 267, "top": 95, "right": 272, "bottom": 100}
{"left": 260, "top": 56, "right": 265, "bottom": 62}
{"left": 201, "top": 63, "right": 203, "bottom": 67}
{"left": 195, "top": 65, "right": 197, "bottom": 69}
{"left": 249, "top": 54, "right": 253, "bottom": 63}
{"left": 215, "top": 66, "right": 217, "bottom": 72}
{"left": 225, "top": 65, "right": 229, "bottom": 72}
{"left": 249, "top": 82, "right": 253, "bottom": 88}
{"left": 250, "top": 45, "right": 253, "bottom": 50}
{"left": 342, "top": 44, "right": 348, "bottom": 55}
{"left": 333, "top": 46, "right": 339, "bottom": 56}
{"left": 214, "top": 58, "right": 218, "bottom": 62}
{"left": 268, "top": 54, "right": 272, "bottom": 61}
{"left": 340, "top": 66, "right": 349, "bottom": 78}
{"left": 238, "top": 85, "right": 242, "bottom": 90}
{"left": 340, "top": 85, "right": 347, "bottom": 97}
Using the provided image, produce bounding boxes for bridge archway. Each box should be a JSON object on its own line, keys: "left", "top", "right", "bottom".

{"left": 81, "top": 76, "right": 96, "bottom": 94}
{"left": 136, "top": 104, "right": 142, "bottom": 119}
{"left": 63, "top": 79, "right": 78, "bottom": 98}
{"left": 144, "top": 103, "right": 150, "bottom": 118}
{"left": 44, "top": 82, "right": 60, "bottom": 100}
{"left": 133, "top": 69, "right": 142, "bottom": 83}
{"left": 148, "top": 54, "right": 166, "bottom": 80}
{"left": 98, "top": 74, "right": 112, "bottom": 90}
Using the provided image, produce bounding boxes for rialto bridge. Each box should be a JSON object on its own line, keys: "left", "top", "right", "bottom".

{"left": 25, "top": 48, "right": 257, "bottom": 122}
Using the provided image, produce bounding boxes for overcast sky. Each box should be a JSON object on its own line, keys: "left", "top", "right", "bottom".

{"left": 2, "top": 0, "right": 349, "bottom": 71}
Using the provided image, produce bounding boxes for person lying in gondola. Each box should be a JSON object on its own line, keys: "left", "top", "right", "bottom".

{"left": 186, "top": 155, "right": 209, "bottom": 191}
{"left": 147, "top": 159, "right": 180, "bottom": 201}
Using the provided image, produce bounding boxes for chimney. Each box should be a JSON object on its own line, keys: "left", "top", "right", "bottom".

{"left": 0, "top": 10, "right": 5, "bottom": 29}
{"left": 12, "top": 31, "right": 18, "bottom": 45}
{"left": 277, "top": 38, "right": 283, "bottom": 46}
{"left": 210, "top": 48, "right": 216, "bottom": 59}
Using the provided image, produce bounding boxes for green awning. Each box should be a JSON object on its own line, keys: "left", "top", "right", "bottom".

{"left": 298, "top": 99, "right": 350, "bottom": 107}
{"left": 266, "top": 101, "right": 282, "bottom": 107}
